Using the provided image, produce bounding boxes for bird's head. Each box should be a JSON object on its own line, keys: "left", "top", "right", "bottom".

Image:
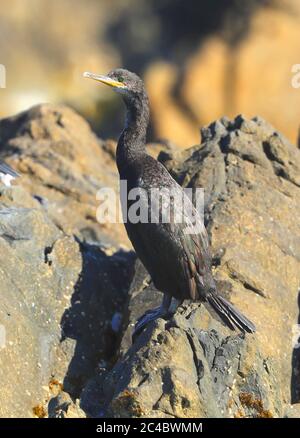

{"left": 83, "top": 68, "right": 145, "bottom": 99}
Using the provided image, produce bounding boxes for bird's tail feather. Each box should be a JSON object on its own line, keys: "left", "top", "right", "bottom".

{"left": 206, "top": 292, "right": 256, "bottom": 333}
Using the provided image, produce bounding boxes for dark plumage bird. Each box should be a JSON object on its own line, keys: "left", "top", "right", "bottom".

{"left": 84, "top": 68, "right": 256, "bottom": 339}
{"left": 0, "top": 162, "right": 19, "bottom": 186}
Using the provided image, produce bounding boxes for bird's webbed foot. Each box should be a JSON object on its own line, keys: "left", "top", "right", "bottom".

{"left": 133, "top": 306, "right": 168, "bottom": 341}
{"left": 132, "top": 295, "right": 182, "bottom": 343}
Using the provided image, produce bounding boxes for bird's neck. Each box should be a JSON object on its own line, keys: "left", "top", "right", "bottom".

{"left": 116, "top": 92, "right": 149, "bottom": 175}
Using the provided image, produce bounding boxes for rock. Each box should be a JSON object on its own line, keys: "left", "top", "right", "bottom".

{"left": 0, "top": 105, "right": 135, "bottom": 417}
{"left": 0, "top": 203, "right": 80, "bottom": 417}
{"left": 82, "top": 307, "right": 279, "bottom": 418}
{"left": 142, "top": 2, "right": 300, "bottom": 147}
{"left": 180, "top": 1, "right": 300, "bottom": 146}
{"left": 0, "top": 103, "right": 128, "bottom": 247}
{"left": 144, "top": 62, "right": 200, "bottom": 148}
{"left": 48, "top": 392, "right": 86, "bottom": 418}
{"left": 60, "top": 243, "right": 135, "bottom": 399}
{"left": 77, "top": 115, "right": 300, "bottom": 418}
{"left": 2, "top": 105, "right": 300, "bottom": 418}
{"left": 2, "top": 1, "right": 300, "bottom": 149}
{"left": 284, "top": 403, "right": 300, "bottom": 418}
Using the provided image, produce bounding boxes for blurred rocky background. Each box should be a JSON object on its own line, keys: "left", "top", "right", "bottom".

{"left": 1, "top": 0, "right": 300, "bottom": 147}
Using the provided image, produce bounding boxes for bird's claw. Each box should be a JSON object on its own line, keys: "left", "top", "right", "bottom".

{"left": 132, "top": 306, "right": 168, "bottom": 343}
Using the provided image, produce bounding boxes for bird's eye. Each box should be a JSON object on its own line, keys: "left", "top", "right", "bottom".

{"left": 118, "top": 76, "right": 125, "bottom": 83}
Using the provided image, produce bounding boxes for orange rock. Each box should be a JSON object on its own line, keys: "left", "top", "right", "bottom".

{"left": 181, "top": 3, "right": 300, "bottom": 145}
{"left": 145, "top": 62, "right": 200, "bottom": 148}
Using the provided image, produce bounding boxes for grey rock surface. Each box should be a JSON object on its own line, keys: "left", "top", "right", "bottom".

{"left": 1, "top": 106, "right": 300, "bottom": 418}
{"left": 0, "top": 103, "right": 127, "bottom": 246}
{"left": 0, "top": 105, "right": 135, "bottom": 417}
{"left": 78, "top": 115, "right": 300, "bottom": 418}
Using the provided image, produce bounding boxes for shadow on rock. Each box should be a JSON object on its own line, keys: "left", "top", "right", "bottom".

{"left": 291, "top": 289, "right": 300, "bottom": 403}
{"left": 60, "top": 241, "right": 135, "bottom": 399}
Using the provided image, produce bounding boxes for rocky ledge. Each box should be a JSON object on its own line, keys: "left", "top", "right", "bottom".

{"left": 0, "top": 105, "right": 299, "bottom": 418}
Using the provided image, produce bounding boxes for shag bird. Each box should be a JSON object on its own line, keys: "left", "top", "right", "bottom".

{"left": 84, "top": 68, "right": 256, "bottom": 339}
{"left": 0, "top": 162, "right": 19, "bottom": 187}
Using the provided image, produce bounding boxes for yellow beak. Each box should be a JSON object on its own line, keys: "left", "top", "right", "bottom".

{"left": 83, "top": 71, "right": 126, "bottom": 88}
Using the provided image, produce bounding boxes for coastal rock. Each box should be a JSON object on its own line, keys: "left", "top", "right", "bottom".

{"left": 79, "top": 115, "right": 300, "bottom": 418}
{"left": 1, "top": 105, "right": 300, "bottom": 418}
{"left": 48, "top": 392, "right": 86, "bottom": 418}
{"left": 0, "top": 103, "right": 127, "bottom": 246}
{"left": 0, "top": 106, "right": 135, "bottom": 417}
